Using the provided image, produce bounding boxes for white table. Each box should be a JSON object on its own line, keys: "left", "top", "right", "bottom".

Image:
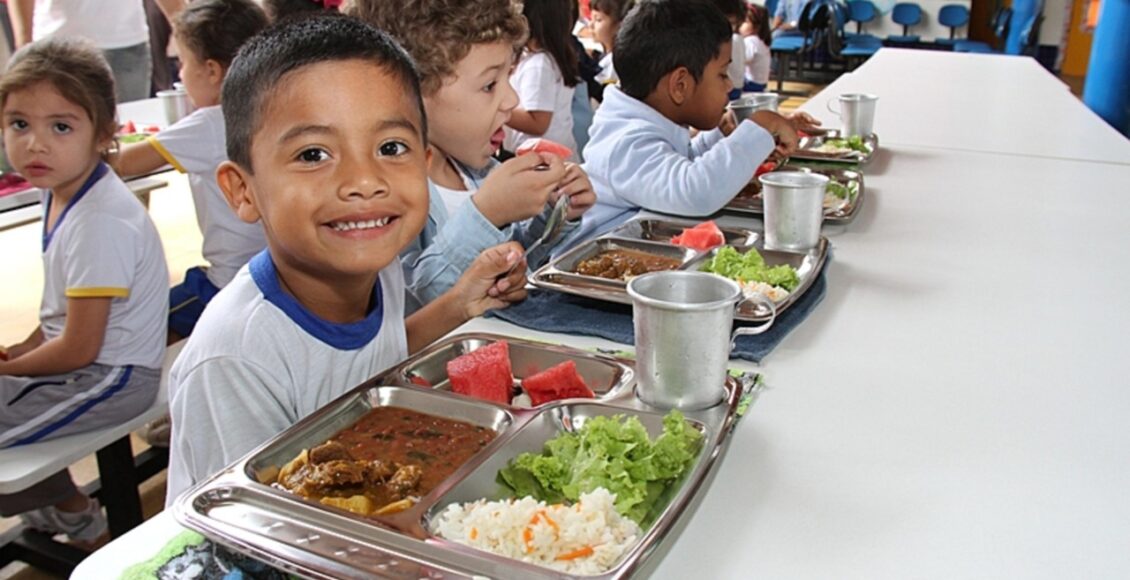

{"left": 75, "top": 53, "right": 1130, "bottom": 579}
{"left": 803, "top": 48, "right": 1130, "bottom": 165}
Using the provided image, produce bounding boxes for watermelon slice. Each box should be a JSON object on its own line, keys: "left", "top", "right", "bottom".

{"left": 515, "top": 138, "right": 573, "bottom": 160}
{"left": 446, "top": 341, "right": 513, "bottom": 404}
{"left": 521, "top": 360, "right": 595, "bottom": 406}
{"left": 670, "top": 221, "right": 725, "bottom": 251}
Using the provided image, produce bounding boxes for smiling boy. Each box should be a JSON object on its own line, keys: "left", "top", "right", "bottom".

{"left": 166, "top": 15, "right": 527, "bottom": 501}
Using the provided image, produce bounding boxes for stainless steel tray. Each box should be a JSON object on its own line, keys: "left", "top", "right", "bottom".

{"left": 728, "top": 165, "right": 865, "bottom": 224}
{"left": 531, "top": 224, "right": 830, "bottom": 322}
{"left": 173, "top": 333, "right": 750, "bottom": 580}
{"left": 549, "top": 237, "right": 700, "bottom": 288}
{"left": 790, "top": 129, "right": 878, "bottom": 164}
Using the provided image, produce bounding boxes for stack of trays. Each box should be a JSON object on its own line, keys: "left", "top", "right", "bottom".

{"left": 173, "top": 333, "right": 752, "bottom": 579}
{"left": 530, "top": 218, "right": 830, "bottom": 321}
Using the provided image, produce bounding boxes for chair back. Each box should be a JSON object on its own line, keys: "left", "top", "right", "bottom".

{"left": 847, "top": 0, "right": 877, "bottom": 33}
{"left": 891, "top": 2, "right": 923, "bottom": 36}
{"left": 938, "top": 4, "right": 970, "bottom": 38}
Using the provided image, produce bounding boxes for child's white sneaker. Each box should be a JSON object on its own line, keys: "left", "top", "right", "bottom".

{"left": 20, "top": 498, "right": 109, "bottom": 543}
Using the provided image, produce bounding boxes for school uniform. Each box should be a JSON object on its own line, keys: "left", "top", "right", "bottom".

{"left": 744, "top": 35, "right": 772, "bottom": 91}
{"left": 556, "top": 86, "right": 775, "bottom": 251}
{"left": 166, "top": 251, "right": 408, "bottom": 503}
{"left": 147, "top": 106, "right": 268, "bottom": 336}
{"left": 0, "top": 164, "right": 167, "bottom": 514}
{"left": 504, "top": 50, "right": 578, "bottom": 162}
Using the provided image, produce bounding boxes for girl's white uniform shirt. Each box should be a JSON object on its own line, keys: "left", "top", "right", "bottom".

{"left": 505, "top": 50, "right": 578, "bottom": 161}
{"left": 40, "top": 164, "right": 169, "bottom": 369}
{"left": 744, "top": 35, "right": 772, "bottom": 85}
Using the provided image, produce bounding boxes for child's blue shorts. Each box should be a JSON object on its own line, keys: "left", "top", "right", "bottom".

{"left": 168, "top": 266, "right": 220, "bottom": 338}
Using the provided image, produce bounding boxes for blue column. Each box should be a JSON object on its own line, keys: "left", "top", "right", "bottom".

{"left": 1083, "top": 0, "right": 1130, "bottom": 135}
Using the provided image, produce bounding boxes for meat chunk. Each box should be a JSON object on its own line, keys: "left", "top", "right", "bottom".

{"left": 387, "top": 464, "right": 422, "bottom": 498}
{"left": 309, "top": 440, "right": 352, "bottom": 464}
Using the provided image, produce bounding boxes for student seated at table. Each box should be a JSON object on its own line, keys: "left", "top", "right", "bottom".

{"left": 114, "top": 0, "right": 269, "bottom": 345}
{"left": 0, "top": 38, "right": 169, "bottom": 545}
{"left": 165, "top": 15, "right": 528, "bottom": 502}
{"left": 349, "top": 0, "right": 597, "bottom": 307}
{"left": 561, "top": 0, "right": 798, "bottom": 246}
{"left": 772, "top": 0, "right": 811, "bottom": 38}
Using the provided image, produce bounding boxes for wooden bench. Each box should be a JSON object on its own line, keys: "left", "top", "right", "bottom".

{"left": 0, "top": 341, "right": 183, "bottom": 575}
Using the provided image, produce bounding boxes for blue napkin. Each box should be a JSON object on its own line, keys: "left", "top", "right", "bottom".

{"left": 489, "top": 267, "right": 828, "bottom": 364}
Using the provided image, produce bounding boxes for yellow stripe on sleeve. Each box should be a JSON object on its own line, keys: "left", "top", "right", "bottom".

{"left": 146, "top": 136, "right": 188, "bottom": 174}
{"left": 66, "top": 287, "right": 130, "bottom": 298}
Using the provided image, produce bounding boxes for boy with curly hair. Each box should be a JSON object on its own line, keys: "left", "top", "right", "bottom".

{"left": 350, "top": 0, "right": 597, "bottom": 307}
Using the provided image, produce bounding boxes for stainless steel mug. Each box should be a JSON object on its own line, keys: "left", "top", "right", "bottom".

{"left": 628, "top": 271, "right": 776, "bottom": 410}
{"left": 157, "top": 89, "right": 193, "bottom": 125}
{"left": 827, "top": 93, "right": 878, "bottom": 137}
{"left": 728, "top": 92, "right": 779, "bottom": 120}
{"left": 760, "top": 171, "right": 830, "bottom": 252}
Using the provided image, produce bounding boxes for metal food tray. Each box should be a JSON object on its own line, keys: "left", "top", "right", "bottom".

{"left": 790, "top": 129, "right": 878, "bottom": 164}
{"left": 531, "top": 222, "right": 829, "bottom": 322}
{"left": 172, "top": 333, "right": 749, "bottom": 580}
{"left": 607, "top": 218, "right": 759, "bottom": 249}
{"left": 727, "top": 165, "right": 865, "bottom": 224}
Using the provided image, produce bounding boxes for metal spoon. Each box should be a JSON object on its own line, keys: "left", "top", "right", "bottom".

{"left": 506, "top": 193, "right": 570, "bottom": 277}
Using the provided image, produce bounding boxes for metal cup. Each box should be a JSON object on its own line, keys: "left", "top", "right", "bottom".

{"left": 827, "top": 93, "right": 878, "bottom": 137}
{"left": 728, "top": 92, "right": 779, "bottom": 120}
{"left": 156, "top": 89, "right": 193, "bottom": 126}
{"left": 760, "top": 171, "right": 831, "bottom": 252}
{"left": 628, "top": 271, "right": 775, "bottom": 411}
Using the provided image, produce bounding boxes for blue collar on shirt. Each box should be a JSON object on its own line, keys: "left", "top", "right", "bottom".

{"left": 42, "top": 162, "right": 109, "bottom": 251}
{"left": 248, "top": 250, "right": 384, "bottom": 350}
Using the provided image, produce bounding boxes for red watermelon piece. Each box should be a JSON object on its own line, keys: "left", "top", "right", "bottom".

{"left": 670, "top": 221, "right": 725, "bottom": 251}
{"left": 515, "top": 138, "right": 573, "bottom": 160}
{"left": 521, "top": 360, "right": 595, "bottom": 406}
{"left": 446, "top": 341, "right": 513, "bottom": 404}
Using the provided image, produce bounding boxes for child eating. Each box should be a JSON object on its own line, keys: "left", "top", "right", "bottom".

{"left": 166, "top": 15, "right": 528, "bottom": 501}
{"left": 0, "top": 37, "right": 169, "bottom": 544}
{"left": 350, "top": 0, "right": 597, "bottom": 307}
{"left": 566, "top": 0, "right": 799, "bottom": 245}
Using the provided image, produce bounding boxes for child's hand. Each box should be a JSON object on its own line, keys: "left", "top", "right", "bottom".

{"left": 554, "top": 163, "right": 597, "bottom": 221}
{"left": 474, "top": 153, "right": 567, "bottom": 227}
{"left": 719, "top": 109, "right": 739, "bottom": 136}
{"left": 787, "top": 111, "right": 823, "bottom": 133}
{"left": 751, "top": 110, "right": 799, "bottom": 156}
{"left": 453, "top": 242, "right": 529, "bottom": 319}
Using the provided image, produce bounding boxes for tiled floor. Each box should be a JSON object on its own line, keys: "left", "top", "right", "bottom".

{"left": 0, "top": 80, "right": 827, "bottom": 579}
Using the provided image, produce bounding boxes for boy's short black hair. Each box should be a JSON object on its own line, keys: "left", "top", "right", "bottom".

{"left": 707, "top": 0, "right": 747, "bottom": 22}
{"left": 614, "top": 0, "right": 731, "bottom": 101}
{"left": 222, "top": 14, "right": 427, "bottom": 171}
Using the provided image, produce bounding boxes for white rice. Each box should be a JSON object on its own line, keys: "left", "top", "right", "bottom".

{"left": 432, "top": 488, "right": 640, "bottom": 575}
{"left": 740, "top": 280, "right": 790, "bottom": 302}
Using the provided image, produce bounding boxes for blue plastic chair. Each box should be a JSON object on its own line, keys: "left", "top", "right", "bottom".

{"left": 887, "top": 2, "right": 923, "bottom": 44}
{"left": 846, "top": 0, "right": 878, "bottom": 35}
{"left": 936, "top": 4, "right": 970, "bottom": 46}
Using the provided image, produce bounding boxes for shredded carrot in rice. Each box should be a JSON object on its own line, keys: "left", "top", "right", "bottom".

{"left": 470, "top": 527, "right": 478, "bottom": 540}
{"left": 523, "top": 527, "right": 534, "bottom": 552}
{"left": 555, "top": 545, "right": 594, "bottom": 561}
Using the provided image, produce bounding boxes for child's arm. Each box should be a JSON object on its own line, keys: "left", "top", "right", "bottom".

{"left": 405, "top": 243, "right": 526, "bottom": 353}
{"left": 0, "top": 298, "right": 110, "bottom": 376}
{"left": 109, "top": 140, "right": 171, "bottom": 179}
{"left": 507, "top": 108, "right": 553, "bottom": 137}
{"left": 2, "top": 326, "right": 45, "bottom": 361}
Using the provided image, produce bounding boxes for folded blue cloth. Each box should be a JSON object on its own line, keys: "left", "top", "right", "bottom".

{"left": 489, "top": 267, "right": 828, "bottom": 364}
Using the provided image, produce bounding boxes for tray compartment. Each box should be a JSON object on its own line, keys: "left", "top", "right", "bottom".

{"left": 608, "top": 218, "right": 758, "bottom": 248}
{"left": 551, "top": 237, "right": 700, "bottom": 286}
{"left": 695, "top": 237, "right": 828, "bottom": 320}
{"left": 792, "top": 129, "right": 878, "bottom": 164}
{"left": 394, "top": 335, "right": 635, "bottom": 404}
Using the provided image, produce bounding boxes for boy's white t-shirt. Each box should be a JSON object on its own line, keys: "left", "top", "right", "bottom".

{"left": 40, "top": 164, "right": 169, "bottom": 369}
{"left": 33, "top": 0, "right": 149, "bottom": 49}
{"left": 595, "top": 52, "right": 618, "bottom": 85}
{"left": 505, "top": 50, "right": 578, "bottom": 161}
{"left": 148, "top": 106, "right": 267, "bottom": 288}
{"left": 744, "top": 35, "right": 772, "bottom": 85}
{"left": 166, "top": 251, "right": 408, "bottom": 501}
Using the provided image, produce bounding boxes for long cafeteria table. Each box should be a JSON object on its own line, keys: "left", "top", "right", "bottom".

{"left": 73, "top": 50, "right": 1130, "bottom": 579}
